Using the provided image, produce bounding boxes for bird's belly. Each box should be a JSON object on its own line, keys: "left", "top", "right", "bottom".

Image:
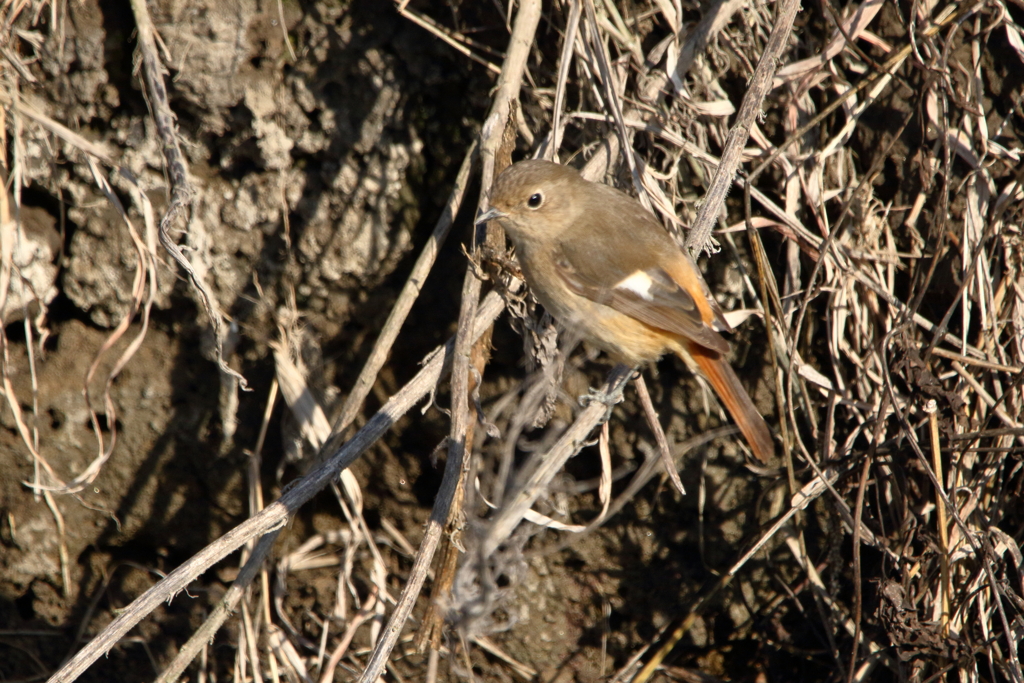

{"left": 575, "top": 306, "right": 677, "bottom": 365}
{"left": 535, "top": 288, "right": 674, "bottom": 366}
{"left": 515, "top": 244, "right": 679, "bottom": 366}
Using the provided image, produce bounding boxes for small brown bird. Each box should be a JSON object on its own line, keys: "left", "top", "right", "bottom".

{"left": 479, "top": 159, "right": 773, "bottom": 463}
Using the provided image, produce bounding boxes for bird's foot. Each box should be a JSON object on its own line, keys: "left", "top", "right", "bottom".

{"left": 577, "top": 365, "right": 635, "bottom": 407}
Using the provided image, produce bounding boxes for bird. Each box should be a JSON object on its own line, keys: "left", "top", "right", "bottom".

{"left": 477, "top": 159, "right": 773, "bottom": 463}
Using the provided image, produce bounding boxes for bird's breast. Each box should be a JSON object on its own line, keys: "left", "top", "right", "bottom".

{"left": 517, "top": 243, "right": 675, "bottom": 366}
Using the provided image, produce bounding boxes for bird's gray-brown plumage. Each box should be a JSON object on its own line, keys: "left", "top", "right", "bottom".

{"left": 481, "top": 159, "right": 773, "bottom": 463}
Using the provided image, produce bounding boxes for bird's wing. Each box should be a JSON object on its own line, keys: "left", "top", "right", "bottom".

{"left": 552, "top": 242, "right": 730, "bottom": 355}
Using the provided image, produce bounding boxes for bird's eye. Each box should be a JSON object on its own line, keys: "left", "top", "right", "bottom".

{"left": 527, "top": 192, "right": 543, "bottom": 209}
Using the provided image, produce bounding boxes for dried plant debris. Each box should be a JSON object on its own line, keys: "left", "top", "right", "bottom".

{"left": 2, "top": 1, "right": 1024, "bottom": 683}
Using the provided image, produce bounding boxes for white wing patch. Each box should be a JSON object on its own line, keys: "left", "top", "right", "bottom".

{"left": 614, "top": 271, "right": 655, "bottom": 300}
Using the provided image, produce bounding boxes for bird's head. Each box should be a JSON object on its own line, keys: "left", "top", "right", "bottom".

{"left": 477, "top": 160, "right": 585, "bottom": 243}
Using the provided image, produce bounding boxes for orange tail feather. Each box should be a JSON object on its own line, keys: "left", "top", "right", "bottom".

{"left": 685, "top": 343, "right": 773, "bottom": 463}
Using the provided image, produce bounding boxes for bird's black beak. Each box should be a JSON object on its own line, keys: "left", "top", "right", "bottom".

{"left": 477, "top": 207, "right": 507, "bottom": 225}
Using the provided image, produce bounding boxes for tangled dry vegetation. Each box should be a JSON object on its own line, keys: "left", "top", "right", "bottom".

{"left": 1, "top": 0, "right": 1023, "bottom": 682}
